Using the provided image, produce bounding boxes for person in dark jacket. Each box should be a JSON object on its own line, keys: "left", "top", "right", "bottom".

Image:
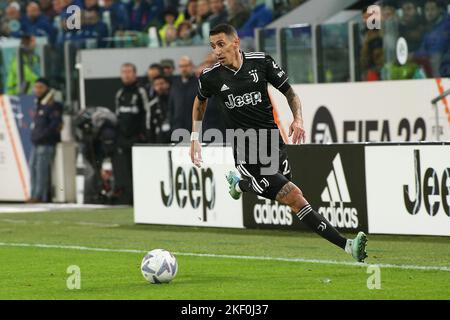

{"left": 22, "top": 2, "right": 56, "bottom": 44}
{"left": 207, "top": 0, "right": 228, "bottom": 29}
{"left": 147, "top": 75, "right": 171, "bottom": 143}
{"left": 113, "top": 63, "right": 148, "bottom": 204}
{"left": 169, "top": 56, "right": 197, "bottom": 134}
{"left": 29, "top": 78, "right": 63, "bottom": 203}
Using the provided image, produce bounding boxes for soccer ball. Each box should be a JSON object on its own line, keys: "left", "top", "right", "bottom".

{"left": 140, "top": 249, "right": 178, "bottom": 284}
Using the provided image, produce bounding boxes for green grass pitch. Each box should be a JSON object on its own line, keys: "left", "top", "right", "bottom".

{"left": 0, "top": 208, "right": 449, "bottom": 299}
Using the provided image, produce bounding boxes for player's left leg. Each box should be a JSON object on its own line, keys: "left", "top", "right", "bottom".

{"left": 276, "top": 181, "right": 368, "bottom": 262}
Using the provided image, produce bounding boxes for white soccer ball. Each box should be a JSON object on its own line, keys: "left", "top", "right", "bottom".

{"left": 140, "top": 249, "right": 178, "bottom": 284}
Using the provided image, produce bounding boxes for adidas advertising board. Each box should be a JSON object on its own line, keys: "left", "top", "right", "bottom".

{"left": 269, "top": 79, "right": 450, "bottom": 143}
{"left": 243, "top": 145, "right": 368, "bottom": 232}
{"left": 365, "top": 144, "right": 450, "bottom": 236}
{"left": 133, "top": 146, "right": 244, "bottom": 228}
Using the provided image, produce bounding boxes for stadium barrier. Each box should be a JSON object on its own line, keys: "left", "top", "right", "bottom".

{"left": 243, "top": 144, "right": 369, "bottom": 233}
{"left": 133, "top": 145, "right": 244, "bottom": 228}
{"left": 0, "top": 95, "right": 33, "bottom": 201}
{"left": 0, "top": 95, "right": 76, "bottom": 202}
{"left": 270, "top": 79, "right": 450, "bottom": 144}
{"left": 133, "top": 143, "right": 450, "bottom": 236}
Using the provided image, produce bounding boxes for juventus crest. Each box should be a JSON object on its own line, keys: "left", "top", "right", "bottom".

{"left": 249, "top": 69, "right": 259, "bottom": 83}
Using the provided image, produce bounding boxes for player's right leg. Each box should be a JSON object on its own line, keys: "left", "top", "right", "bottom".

{"left": 276, "top": 182, "right": 368, "bottom": 262}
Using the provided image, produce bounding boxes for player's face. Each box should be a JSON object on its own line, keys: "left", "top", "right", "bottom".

{"left": 209, "top": 33, "right": 239, "bottom": 66}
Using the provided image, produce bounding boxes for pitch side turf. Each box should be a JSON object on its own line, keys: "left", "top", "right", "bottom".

{"left": 0, "top": 208, "right": 449, "bottom": 300}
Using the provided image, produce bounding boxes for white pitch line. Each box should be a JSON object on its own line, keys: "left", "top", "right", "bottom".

{"left": 0, "top": 242, "right": 449, "bottom": 273}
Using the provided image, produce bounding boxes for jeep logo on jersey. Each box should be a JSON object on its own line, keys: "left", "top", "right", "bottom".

{"left": 403, "top": 149, "right": 450, "bottom": 217}
{"left": 160, "top": 151, "right": 216, "bottom": 222}
{"left": 318, "top": 153, "right": 359, "bottom": 228}
{"left": 253, "top": 197, "right": 293, "bottom": 226}
{"left": 225, "top": 92, "right": 262, "bottom": 109}
{"left": 311, "top": 106, "right": 338, "bottom": 143}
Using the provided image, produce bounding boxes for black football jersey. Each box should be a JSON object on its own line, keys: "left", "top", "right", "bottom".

{"left": 197, "top": 51, "right": 290, "bottom": 130}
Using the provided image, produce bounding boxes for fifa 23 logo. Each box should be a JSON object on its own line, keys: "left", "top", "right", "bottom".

{"left": 403, "top": 150, "right": 450, "bottom": 216}
{"left": 161, "top": 151, "right": 216, "bottom": 222}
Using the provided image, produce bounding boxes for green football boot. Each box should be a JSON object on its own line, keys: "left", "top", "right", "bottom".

{"left": 225, "top": 171, "right": 242, "bottom": 200}
{"left": 351, "top": 231, "right": 368, "bottom": 262}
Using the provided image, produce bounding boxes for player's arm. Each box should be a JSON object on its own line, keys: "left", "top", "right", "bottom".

{"left": 283, "top": 87, "right": 305, "bottom": 144}
{"left": 190, "top": 96, "right": 208, "bottom": 167}
{"left": 190, "top": 71, "right": 214, "bottom": 166}
{"left": 265, "top": 54, "right": 305, "bottom": 144}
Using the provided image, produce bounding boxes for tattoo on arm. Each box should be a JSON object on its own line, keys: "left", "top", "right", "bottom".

{"left": 275, "top": 182, "right": 296, "bottom": 202}
{"left": 284, "top": 87, "right": 303, "bottom": 120}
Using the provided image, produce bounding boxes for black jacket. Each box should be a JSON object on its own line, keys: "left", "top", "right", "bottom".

{"left": 114, "top": 81, "right": 148, "bottom": 146}
{"left": 169, "top": 75, "right": 197, "bottom": 133}
{"left": 148, "top": 93, "right": 171, "bottom": 143}
{"left": 31, "top": 96, "right": 63, "bottom": 146}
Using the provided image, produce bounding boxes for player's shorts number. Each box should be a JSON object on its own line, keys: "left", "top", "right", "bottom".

{"left": 282, "top": 160, "right": 290, "bottom": 175}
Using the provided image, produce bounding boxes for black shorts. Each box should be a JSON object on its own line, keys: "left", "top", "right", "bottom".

{"left": 235, "top": 143, "right": 292, "bottom": 200}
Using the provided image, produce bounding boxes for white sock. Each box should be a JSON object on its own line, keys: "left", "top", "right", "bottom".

{"left": 345, "top": 239, "right": 353, "bottom": 255}
{"left": 235, "top": 182, "right": 242, "bottom": 193}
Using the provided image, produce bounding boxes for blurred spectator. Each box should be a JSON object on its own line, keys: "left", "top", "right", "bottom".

{"left": 145, "top": 63, "right": 163, "bottom": 98}
{"left": 127, "top": 0, "right": 164, "bottom": 32}
{"left": 22, "top": 2, "right": 56, "bottom": 43}
{"left": 159, "top": 6, "right": 185, "bottom": 46}
{"left": 0, "top": 1, "right": 24, "bottom": 38}
{"left": 363, "top": 36, "right": 384, "bottom": 81}
{"left": 398, "top": 0, "right": 426, "bottom": 53}
{"left": 147, "top": 75, "right": 171, "bottom": 143}
{"left": 175, "top": 21, "right": 203, "bottom": 45}
{"left": 227, "top": 0, "right": 250, "bottom": 29}
{"left": 195, "top": 51, "right": 216, "bottom": 77}
{"left": 207, "top": 0, "right": 228, "bottom": 29}
{"left": 84, "top": 0, "right": 99, "bottom": 10}
{"left": 184, "top": 0, "right": 197, "bottom": 24}
{"left": 415, "top": 0, "right": 450, "bottom": 77}
{"left": 160, "top": 58, "right": 175, "bottom": 79}
{"left": 381, "top": 0, "right": 400, "bottom": 66}
{"left": 39, "top": 0, "right": 57, "bottom": 21}
{"left": 169, "top": 56, "right": 197, "bottom": 133}
{"left": 113, "top": 63, "right": 148, "bottom": 204}
{"left": 194, "top": 0, "right": 211, "bottom": 38}
{"left": 100, "top": 0, "right": 129, "bottom": 34}
{"left": 29, "top": 78, "right": 63, "bottom": 203}
{"left": 237, "top": 0, "right": 273, "bottom": 38}
{"left": 7, "top": 35, "right": 41, "bottom": 95}
{"left": 360, "top": 4, "right": 383, "bottom": 81}
{"left": 80, "top": 8, "right": 108, "bottom": 47}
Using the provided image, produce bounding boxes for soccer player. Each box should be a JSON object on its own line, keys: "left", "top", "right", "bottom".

{"left": 189, "top": 24, "right": 368, "bottom": 262}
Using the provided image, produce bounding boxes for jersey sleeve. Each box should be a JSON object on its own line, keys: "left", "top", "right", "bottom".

{"left": 265, "top": 54, "right": 290, "bottom": 93}
{"left": 197, "top": 73, "right": 213, "bottom": 101}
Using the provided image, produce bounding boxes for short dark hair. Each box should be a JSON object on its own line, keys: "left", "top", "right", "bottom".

{"left": 148, "top": 63, "right": 163, "bottom": 74}
{"left": 209, "top": 23, "right": 238, "bottom": 38}
{"left": 121, "top": 62, "right": 136, "bottom": 73}
{"left": 153, "top": 75, "right": 169, "bottom": 83}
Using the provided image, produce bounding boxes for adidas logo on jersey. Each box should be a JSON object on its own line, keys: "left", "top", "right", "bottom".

{"left": 221, "top": 84, "right": 230, "bottom": 91}
{"left": 318, "top": 153, "right": 359, "bottom": 229}
{"left": 225, "top": 92, "right": 262, "bottom": 109}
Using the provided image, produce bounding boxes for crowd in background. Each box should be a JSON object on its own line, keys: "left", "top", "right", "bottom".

{"left": 72, "top": 53, "right": 224, "bottom": 204}
{"left": 0, "top": 0, "right": 306, "bottom": 47}
{"left": 360, "top": 0, "right": 450, "bottom": 80}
